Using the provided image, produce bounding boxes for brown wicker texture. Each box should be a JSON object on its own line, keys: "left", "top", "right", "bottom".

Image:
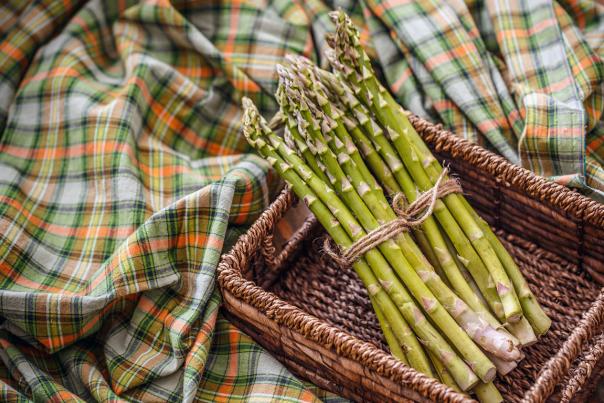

{"left": 217, "top": 115, "right": 604, "bottom": 402}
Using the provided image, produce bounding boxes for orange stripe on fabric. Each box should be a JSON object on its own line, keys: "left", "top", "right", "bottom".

{"left": 0, "top": 196, "right": 135, "bottom": 239}
{"left": 224, "top": 0, "right": 240, "bottom": 56}
{"left": 21, "top": 66, "right": 81, "bottom": 85}
{"left": 0, "top": 42, "right": 26, "bottom": 63}
{"left": 496, "top": 18, "right": 557, "bottom": 42}
{"left": 0, "top": 261, "right": 67, "bottom": 293}
{"left": 214, "top": 329, "right": 239, "bottom": 400}
{"left": 39, "top": 297, "right": 130, "bottom": 350}
{"left": 391, "top": 68, "right": 412, "bottom": 94}
{"left": 176, "top": 232, "right": 209, "bottom": 249}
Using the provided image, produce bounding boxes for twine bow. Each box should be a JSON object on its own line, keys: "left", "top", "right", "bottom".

{"left": 324, "top": 168, "right": 462, "bottom": 268}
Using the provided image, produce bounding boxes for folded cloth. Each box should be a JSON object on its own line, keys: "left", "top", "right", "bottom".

{"left": 0, "top": 0, "right": 343, "bottom": 401}
{"left": 0, "top": 0, "right": 601, "bottom": 401}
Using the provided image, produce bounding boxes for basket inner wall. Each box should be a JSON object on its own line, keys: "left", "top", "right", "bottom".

{"left": 254, "top": 150, "right": 602, "bottom": 402}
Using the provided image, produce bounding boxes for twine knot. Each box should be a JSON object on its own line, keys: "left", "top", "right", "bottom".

{"left": 324, "top": 168, "right": 462, "bottom": 268}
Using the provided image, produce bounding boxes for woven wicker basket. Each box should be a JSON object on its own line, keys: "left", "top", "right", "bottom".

{"left": 217, "top": 115, "right": 604, "bottom": 402}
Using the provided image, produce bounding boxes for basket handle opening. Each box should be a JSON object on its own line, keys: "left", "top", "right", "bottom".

{"left": 258, "top": 191, "right": 318, "bottom": 289}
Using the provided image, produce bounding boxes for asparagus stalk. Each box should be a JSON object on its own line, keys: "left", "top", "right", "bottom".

{"left": 332, "top": 66, "right": 535, "bottom": 348}
{"left": 326, "top": 129, "right": 519, "bottom": 362}
{"left": 474, "top": 382, "right": 504, "bottom": 403}
{"left": 360, "top": 268, "right": 436, "bottom": 379}
{"left": 459, "top": 197, "right": 551, "bottom": 335}
{"left": 284, "top": 125, "right": 330, "bottom": 185}
{"left": 441, "top": 221, "right": 536, "bottom": 346}
{"left": 242, "top": 14, "right": 551, "bottom": 396}
{"left": 413, "top": 229, "right": 453, "bottom": 289}
{"left": 485, "top": 351, "right": 518, "bottom": 376}
{"left": 281, "top": 90, "right": 476, "bottom": 378}
{"left": 447, "top": 234, "right": 490, "bottom": 310}
{"left": 242, "top": 98, "right": 484, "bottom": 388}
{"left": 327, "top": 11, "right": 523, "bottom": 324}
{"left": 430, "top": 352, "right": 505, "bottom": 403}
{"left": 506, "top": 318, "right": 537, "bottom": 346}
{"left": 259, "top": 129, "right": 447, "bottom": 377}
{"left": 279, "top": 88, "right": 331, "bottom": 186}
{"left": 343, "top": 86, "right": 544, "bottom": 339}
{"left": 265, "top": 115, "right": 491, "bottom": 383}
{"left": 287, "top": 55, "right": 402, "bottom": 196}
{"left": 427, "top": 351, "right": 462, "bottom": 393}
{"left": 370, "top": 296, "right": 408, "bottom": 365}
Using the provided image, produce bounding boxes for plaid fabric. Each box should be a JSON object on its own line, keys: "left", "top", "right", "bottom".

{"left": 0, "top": 0, "right": 343, "bottom": 401}
{"left": 0, "top": 0, "right": 602, "bottom": 401}
{"left": 353, "top": 0, "right": 604, "bottom": 199}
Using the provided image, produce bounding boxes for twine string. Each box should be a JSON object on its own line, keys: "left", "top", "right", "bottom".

{"left": 323, "top": 168, "right": 462, "bottom": 267}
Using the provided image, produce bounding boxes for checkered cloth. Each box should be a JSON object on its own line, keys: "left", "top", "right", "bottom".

{"left": 358, "top": 0, "right": 604, "bottom": 199}
{"left": 0, "top": 0, "right": 602, "bottom": 401}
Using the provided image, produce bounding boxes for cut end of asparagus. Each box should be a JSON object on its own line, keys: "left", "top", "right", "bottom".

{"left": 523, "top": 299, "right": 552, "bottom": 336}
{"left": 486, "top": 350, "right": 518, "bottom": 376}
{"left": 507, "top": 313, "right": 523, "bottom": 324}
{"left": 506, "top": 317, "right": 537, "bottom": 347}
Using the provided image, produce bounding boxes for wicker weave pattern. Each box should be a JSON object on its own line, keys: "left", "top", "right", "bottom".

{"left": 218, "top": 115, "right": 604, "bottom": 402}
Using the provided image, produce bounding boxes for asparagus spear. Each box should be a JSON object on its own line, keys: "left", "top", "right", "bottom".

{"left": 474, "top": 382, "right": 504, "bottom": 403}
{"left": 459, "top": 197, "right": 551, "bottom": 335}
{"left": 374, "top": 85, "right": 548, "bottom": 331}
{"left": 370, "top": 296, "right": 409, "bottom": 365}
{"left": 427, "top": 351, "right": 462, "bottom": 393}
{"left": 429, "top": 351, "right": 504, "bottom": 403}
{"left": 264, "top": 115, "right": 490, "bottom": 383}
{"left": 242, "top": 13, "right": 551, "bottom": 398}
{"left": 485, "top": 351, "right": 518, "bottom": 376}
{"left": 413, "top": 229, "right": 453, "bottom": 289}
{"left": 440, "top": 221, "right": 537, "bottom": 346}
{"left": 319, "top": 53, "right": 546, "bottom": 338}
{"left": 279, "top": 88, "right": 332, "bottom": 186}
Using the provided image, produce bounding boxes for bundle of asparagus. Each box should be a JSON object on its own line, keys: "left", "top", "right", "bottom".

{"left": 241, "top": 11, "right": 551, "bottom": 402}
